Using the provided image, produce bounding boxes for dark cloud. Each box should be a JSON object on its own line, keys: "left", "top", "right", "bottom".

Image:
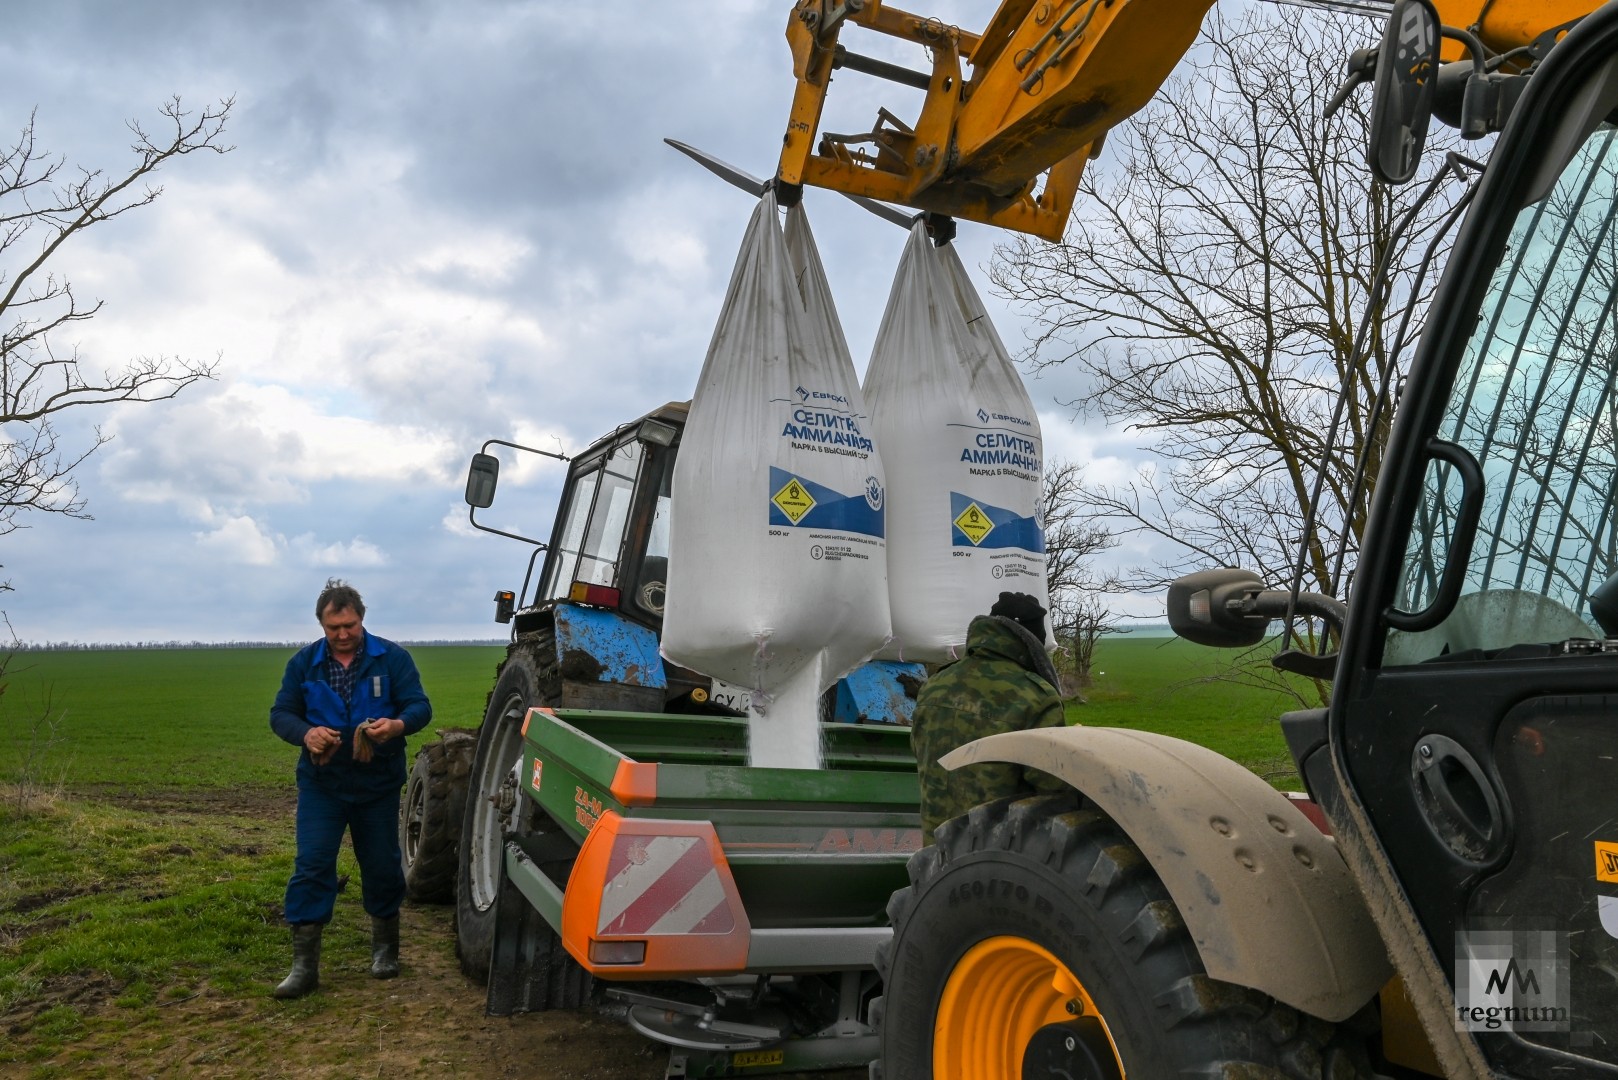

{"left": 0, "top": 0, "right": 1109, "bottom": 642}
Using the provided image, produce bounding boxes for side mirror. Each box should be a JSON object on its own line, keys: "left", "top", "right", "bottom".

{"left": 1589, "top": 573, "right": 1618, "bottom": 637}
{"left": 1167, "top": 568, "right": 1271, "bottom": 649}
{"left": 1368, "top": 0, "right": 1441, "bottom": 184}
{"left": 465, "top": 453, "right": 500, "bottom": 509}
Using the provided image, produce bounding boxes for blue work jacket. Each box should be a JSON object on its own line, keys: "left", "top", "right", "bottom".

{"left": 269, "top": 632, "right": 432, "bottom": 798}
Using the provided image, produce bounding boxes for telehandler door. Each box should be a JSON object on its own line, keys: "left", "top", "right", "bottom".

{"left": 1335, "top": 11, "right": 1618, "bottom": 1072}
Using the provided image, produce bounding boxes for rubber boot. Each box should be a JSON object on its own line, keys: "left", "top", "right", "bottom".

{"left": 370, "top": 915, "right": 399, "bottom": 979}
{"left": 273, "top": 923, "right": 322, "bottom": 999}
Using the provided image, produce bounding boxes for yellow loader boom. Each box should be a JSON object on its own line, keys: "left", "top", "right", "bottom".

{"left": 778, "top": 0, "right": 1214, "bottom": 240}
{"left": 1433, "top": 0, "right": 1595, "bottom": 57}
{"left": 777, "top": 0, "right": 1607, "bottom": 241}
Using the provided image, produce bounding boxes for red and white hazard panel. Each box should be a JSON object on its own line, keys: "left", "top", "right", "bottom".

{"left": 598, "top": 834, "right": 737, "bottom": 936}
{"left": 562, "top": 812, "right": 750, "bottom": 976}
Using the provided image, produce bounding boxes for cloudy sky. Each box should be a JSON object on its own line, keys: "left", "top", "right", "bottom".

{"left": 2, "top": 0, "right": 1173, "bottom": 644}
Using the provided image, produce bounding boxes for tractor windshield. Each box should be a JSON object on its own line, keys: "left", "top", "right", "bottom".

{"left": 1389, "top": 124, "right": 1618, "bottom": 662}
{"left": 542, "top": 438, "right": 644, "bottom": 600}
{"left": 634, "top": 459, "right": 673, "bottom": 617}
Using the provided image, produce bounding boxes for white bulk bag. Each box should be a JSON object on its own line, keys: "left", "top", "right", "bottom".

{"left": 662, "top": 193, "right": 890, "bottom": 768}
{"left": 863, "top": 224, "right": 1049, "bottom": 662}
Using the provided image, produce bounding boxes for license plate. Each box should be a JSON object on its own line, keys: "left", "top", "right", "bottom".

{"left": 708, "top": 679, "right": 753, "bottom": 714}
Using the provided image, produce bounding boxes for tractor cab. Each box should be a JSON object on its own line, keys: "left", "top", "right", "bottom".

{"left": 474, "top": 401, "right": 684, "bottom": 635}
{"left": 463, "top": 401, "right": 922, "bottom": 723}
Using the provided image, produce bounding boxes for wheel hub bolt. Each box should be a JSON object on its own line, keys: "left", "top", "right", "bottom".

{"left": 1066, "top": 998, "right": 1084, "bottom": 1015}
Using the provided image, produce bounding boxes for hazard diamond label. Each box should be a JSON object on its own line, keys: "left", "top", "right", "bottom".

{"left": 954, "top": 502, "right": 994, "bottom": 545}
{"left": 1597, "top": 840, "right": 1618, "bottom": 883}
{"left": 772, "top": 476, "right": 816, "bottom": 525}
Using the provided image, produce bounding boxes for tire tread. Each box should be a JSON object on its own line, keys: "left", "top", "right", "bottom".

{"left": 455, "top": 635, "right": 557, "bottom": 982}
{"left": 875, "top": 793, "right": 1373, "bottom": 1080}
{"left": 401, "top": 732, "right": 476, "bottom": 903}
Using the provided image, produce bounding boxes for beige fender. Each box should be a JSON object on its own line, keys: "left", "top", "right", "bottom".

{"left": 940, "top": 725, "right": 1391, "bottom": 1023}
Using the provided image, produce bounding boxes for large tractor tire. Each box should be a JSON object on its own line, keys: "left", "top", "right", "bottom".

{"left": 399, "top": 729, "right": 476, "bottom": 904}
{"left": 454, "top": 630, "right": 592, "bottom": 1008}
{"left": 873, "top": 793, "right": 1374, "bottom": 1080}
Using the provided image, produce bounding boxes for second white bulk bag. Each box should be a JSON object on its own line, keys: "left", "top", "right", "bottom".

{"left": 662, "top": 192, "right": 891, "bottom": 768}
{"left": 864, "top": 224, "right": 1049, "bottom": 662}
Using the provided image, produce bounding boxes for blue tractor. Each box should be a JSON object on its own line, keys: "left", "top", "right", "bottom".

{"left": 400, "top": 401, "right": 925, "bottom": 982}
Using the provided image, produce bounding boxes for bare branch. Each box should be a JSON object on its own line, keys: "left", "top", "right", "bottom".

{"left": 0, "top": 98, "right": 231, "bottom": 537}
{"left": 1042, "top": 458, "right": 1124, "bottom": 695}
{"left": 993, "top": 8, "right": 1471, "bottom": 702}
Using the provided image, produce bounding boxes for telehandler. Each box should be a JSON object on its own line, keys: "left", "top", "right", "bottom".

{"left": 776, "top": 0, "right": 1617, "bottom": 1077}
{"left": 427, "top": 1, "right": 1618, "bottom": 1076}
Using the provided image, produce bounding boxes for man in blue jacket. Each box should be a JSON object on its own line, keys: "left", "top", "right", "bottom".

{"left": 269, "top": 578, "right": 432, "bottom": 998}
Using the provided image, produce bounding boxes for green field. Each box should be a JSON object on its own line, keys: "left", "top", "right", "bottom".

{"left": 0, "top": 644, "right": 506, "bottom": 1073}
{"left": 0, "top": 645, "right": 505, "bottom": 791}
{"left": 0, "top": 638, "right": 1309, "bottom": 794}
{"left": 1070, "top": 635, "right": 1314, "bottom": 787}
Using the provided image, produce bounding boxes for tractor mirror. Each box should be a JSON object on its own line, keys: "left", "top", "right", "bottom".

{"left": 1368, "top": 0, "right": 1441, "bottom": 184}
{"left": 465, "top": 453, "right": 500, "bottom": 508}
{"left": 1166, "top": 568, "right": 1271, "bottom": 649}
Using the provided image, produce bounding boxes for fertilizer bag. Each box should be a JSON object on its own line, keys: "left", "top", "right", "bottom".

{"left": 863, "top": 223, "right": 1048, "bottom": 662}
{"left": 662, "top": 192, "right": 890, "bottom": 767}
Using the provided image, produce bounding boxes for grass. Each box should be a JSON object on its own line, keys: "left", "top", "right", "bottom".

{"left": 0, "top": 793, "right": 426, "bottom": 1075}
{"left": 0, "top": 797, "right": 292, "bottom": 1015}
{"left": 1064, "top": 635, "right": 1314, "bottom": 789}
{"left": 0, "top": 637, "right": 1304, "bottom": 1072}
{"left": 0, "top": 644, "right": 504, "bottom": 1072}
{"left": 0, "top": 645, "right": 504, "bottom": 791}
{"left": 0, "top": 639, "right": 1301, "bottom": 793}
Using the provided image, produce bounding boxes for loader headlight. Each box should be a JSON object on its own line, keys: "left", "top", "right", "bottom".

{"left": 638, "top": 419, "right": 678, "bottom": 447}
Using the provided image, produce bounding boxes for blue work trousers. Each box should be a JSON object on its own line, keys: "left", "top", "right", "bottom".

{"left": 284, "top": 783, "right": 404, "bottom": 926}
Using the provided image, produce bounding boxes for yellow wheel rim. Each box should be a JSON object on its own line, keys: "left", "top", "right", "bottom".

{"left": 933, "top": 935, "right": 1124, "bottom": 1080}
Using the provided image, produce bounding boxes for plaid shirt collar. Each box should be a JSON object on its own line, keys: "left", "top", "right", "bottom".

{"left": 325, "top": 634, "right": 366, "bottom": 705}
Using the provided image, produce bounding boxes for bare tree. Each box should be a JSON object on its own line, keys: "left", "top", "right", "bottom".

{"left": 1, "top": 96, "right": 233, "bottom": 541}
{"left": 993, "top": 7, "right": 1471, "bottom": 678}
{"left": 1042, "top": 458, "right": 1119, "bottom": 696}
{"left": 0, "top": 99, "right": 230, "bottom": 811}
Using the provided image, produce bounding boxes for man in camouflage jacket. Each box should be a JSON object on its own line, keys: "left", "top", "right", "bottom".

{"left": 911, "top": 592, "right": 1068, "bottom": 841}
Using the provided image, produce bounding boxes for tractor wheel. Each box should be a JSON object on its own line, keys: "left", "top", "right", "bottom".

{"left": 454, "top": 631, "right": 591, "bottom": 1008}
{"left": 873, "top": 793, "right": 1374, "bottom": 1080}
{"left": 399, "top": 730, "right": 475, "bottom": 904}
